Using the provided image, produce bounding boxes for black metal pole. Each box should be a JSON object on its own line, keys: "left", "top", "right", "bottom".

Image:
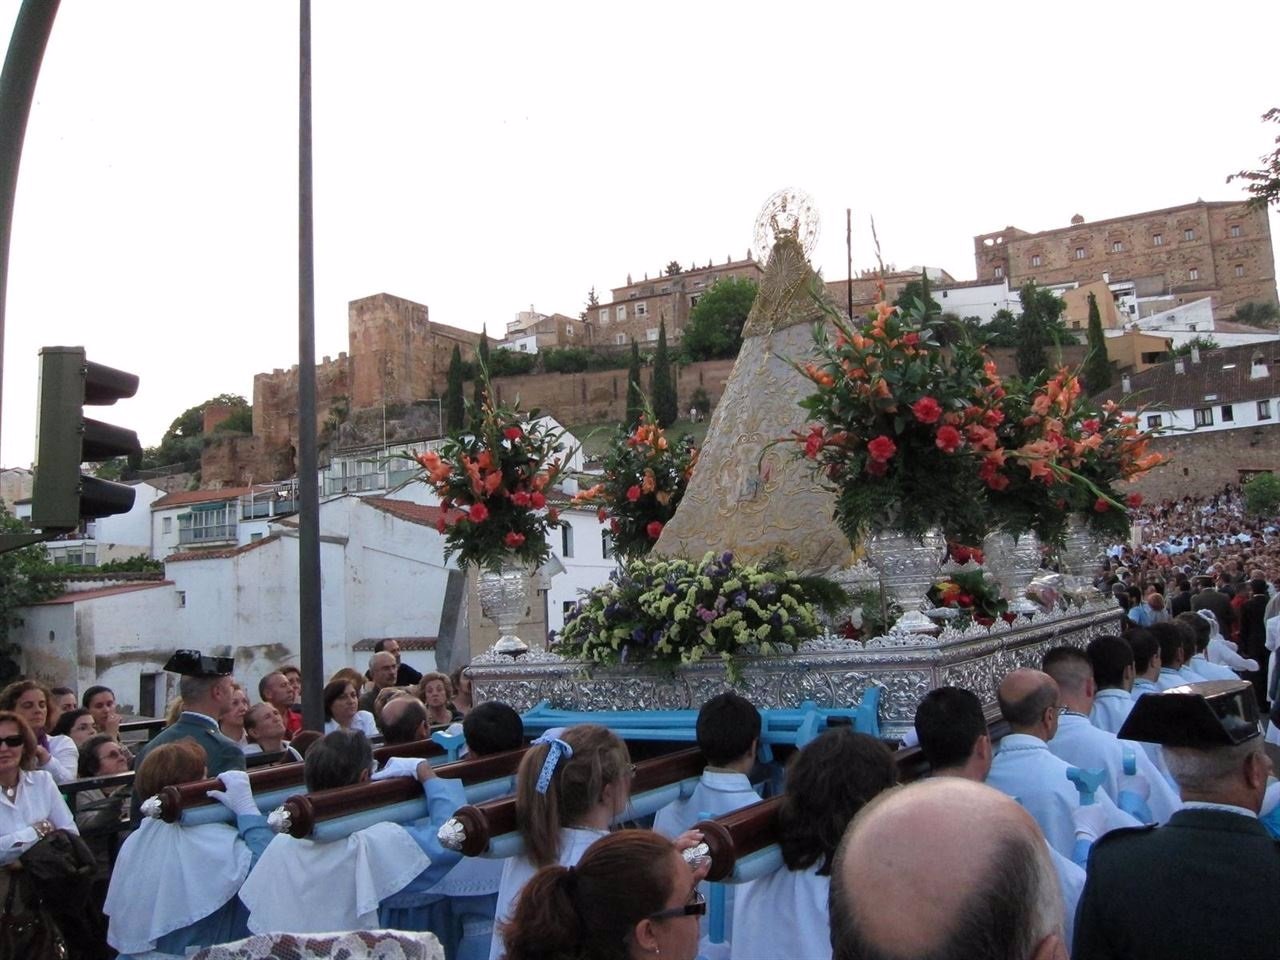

{"left": 846, "top": 208, "right": 853, "bottom": 319}
{"left": 297, "top": 0, "right": 323, "bottom": 731}
{"left": 0, "top": 0, "right": 60, "bottom": 461}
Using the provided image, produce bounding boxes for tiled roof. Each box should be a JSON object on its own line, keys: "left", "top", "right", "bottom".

{"left": 353, "top": 637, "right": 438, "bottom": 651}
{"left": 166, "top": 534, "right": 281, "bottom": 563}
{"left": 151, "top": 486, "right": 255, "bottom": 510}
{"left": 38, "top": 581, "right": 174, "bottom": 604}
{"left": 1094, "top": 342, "right": 1280, "bottom": 408}
{"left": 363, "top": 498, "right": 460, "bottom": 527}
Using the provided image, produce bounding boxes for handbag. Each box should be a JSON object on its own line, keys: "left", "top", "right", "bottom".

{"left": 0, "top": 869, "right": 68, "bottom": 960}
{"left": 18, "top": 830, "right": 108, "bottom": 960}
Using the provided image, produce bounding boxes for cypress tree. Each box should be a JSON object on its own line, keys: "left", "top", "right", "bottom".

{"left": 652, "top": 320, "right": 678, "bottom": 427}
{"left": 472, "top": 332, "right": 490, "bottom": 417}
{"left": 1083, "top": 292, "right": 1113, "bottom": 395}
{"left": 625, "top": 340, "right": 644, "bottom": 428}
{"left": 444, "top": 345, "right": 465, "bottom": 433}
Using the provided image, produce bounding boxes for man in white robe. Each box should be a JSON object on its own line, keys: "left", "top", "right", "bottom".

{"left": 1042, "top": 646, "right": 1181, "bottom": 824}
{"left": 985, "top": 669, "right": 1139, "bottom": 861}
{"left": 1179, "top": 611, "right": 1243, "bottom": 681}
{"left": 1086, "top": 634, "right": 1137, "bottom": 735}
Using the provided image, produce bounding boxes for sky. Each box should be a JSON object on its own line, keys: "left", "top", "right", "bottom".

{"left": 1, "top": 0, "right": 1278, "bottom": 468}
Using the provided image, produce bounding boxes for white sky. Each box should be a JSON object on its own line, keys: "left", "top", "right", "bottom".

{"left": 2, "top": 0, "right": 1278, "bottom": 467}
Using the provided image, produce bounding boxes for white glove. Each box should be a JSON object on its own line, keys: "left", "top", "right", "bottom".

{"left": 371, "top": 757, "right": 427, "bottom": 781}
{"left": 1073, "top": 803, "right": 1111, "bottom": 843}
{"left": 207, "top": 770, "right": 259, "bottom": 817}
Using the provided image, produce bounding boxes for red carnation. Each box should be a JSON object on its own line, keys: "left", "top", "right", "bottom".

{"left": 1094, "top": 497, "right": 1110, "bottom": 512}
{"left": 530, "top": 491, "right": 546, "bottom": 509}
{"left": 504, "top": 427, "right": 523, "bottom": 441}
{"left": 935, "top": 425, "right": 963, "bottom": 454}
{"left": 867, "top": 435, "right": 897, "bottom": 462}
{"left": 911, "top": 396, "right": 942, "bottom": 424}
{"left": 646, "top": 520, "right": 664, "bottom": 540}
{"left": 504, "top": 531, "right": 526, "bottom": 548}
{"left": 469, "top": 503, "right": 489, "bottom": 523}
{"left": 1081, "top": 419, "right": 1100, "bottom": 434}
{"left": 803, "top": 426, "right": 825, "bottom": 459}
{"left": 435, "top": 515, "right": 448, "bottom": 534}
{"left": 903, "top": 332, "right": 920, "bottom": 347}
{"left": 1126, "top": 492, "right": 1143, "bottom": 508}
{"left": 626, "top": 485, "right": 642, "bottom": 502}
{"left": 597, "top": 507, "right": 608, "bottom": 524}
{"left": 511, "top": 491, "right": 532, "bottom": 507}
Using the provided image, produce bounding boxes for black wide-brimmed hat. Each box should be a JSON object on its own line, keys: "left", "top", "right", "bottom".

{"left": 163, "top": 649, "right": 234, "bottom": 678}
{"left": 1119, "top": 679, "right": 1260, "bottom": 747}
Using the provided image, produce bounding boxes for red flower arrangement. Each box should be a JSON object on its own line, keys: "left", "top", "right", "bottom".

{"left": 414, "top": 391, "right": 572, "bottom": 572}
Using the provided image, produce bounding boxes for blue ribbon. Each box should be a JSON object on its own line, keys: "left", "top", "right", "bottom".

{"left": 533, "top": 732, "right": 573, "bottom": 794}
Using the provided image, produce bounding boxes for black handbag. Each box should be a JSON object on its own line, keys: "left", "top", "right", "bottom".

{"left": 0, "top": 870, "right": 67, "bottom": 960}
{"left": 18, "top": 831, "right": 108, "bottom": 960}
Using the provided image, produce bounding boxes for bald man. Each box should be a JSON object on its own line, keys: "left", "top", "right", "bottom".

{"left": 379, "top": 696, "right": 428, "bottom": 746}
{"left": 360, "top": 652, "right": 399, "bottom": 713}
{"left": 985, "top": 669, "right": 1138, "bottom": 859}
{"left": 829, "top": 779, "right": 1068, "bottom": 960}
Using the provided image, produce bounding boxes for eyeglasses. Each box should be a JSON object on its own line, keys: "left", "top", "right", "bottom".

{"left": 648, "top": 889, "right": 706, "bottom": 921}
{"left": 98, "top": 749, "right": 128, "bottom": 762}
{"left": 0, "top": 736, "right": 25, "bottom": 748}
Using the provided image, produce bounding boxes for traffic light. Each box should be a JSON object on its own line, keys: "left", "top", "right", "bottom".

{"left": 30, "top": 346, "right": 142, "bottom": 533}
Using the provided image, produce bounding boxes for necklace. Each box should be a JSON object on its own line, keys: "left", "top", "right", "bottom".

{"left": 1, "top": 783, "right": 15, "bottom": 801}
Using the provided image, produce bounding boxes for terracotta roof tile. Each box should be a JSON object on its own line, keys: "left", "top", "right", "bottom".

{"left": 166, "top": 534, "right": 281, "bottom": 563}
{"left": 363, "top": 498, "right": 461, "bottom": 527}
{"left": 1095, "top": 342, "right": 1280, "bottom": 409}
{"left": 38, "top": 581, "right": 174, "bottom": 604}
{"left": 151, "top": 486, "right": 255, "bottom": 510}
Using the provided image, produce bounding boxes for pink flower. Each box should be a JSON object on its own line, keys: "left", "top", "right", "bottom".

{"left": 866, "top": 435, "right": 897, "bottom": 462}
{"left": 468, "top": 503, "right": 489, "bottom": 523}
{"left": 803, "top": 426, "right": 825, "bottom": 459}
{"left": 646, "top": 520, "right": 664, "bottom": 540}
{"left": 911, "top": 396, "right": 942, "bottom": 424}
{"left": 1094, "top": 498, "right": 1110, "bottom": 512}
{"left": 935, "top": 425, "right": 963, "bottom": 454}
{"left": 511, "top": 491, "right": 532, "bottom": 507}
{"left": 504, "top": 531, "right": 526, "bottom": 547}
{"left": 626, "top": 485, "right": 642, "bottom": 502}
{"left": 530, "top": 491, "right": 546, "bottom": 509}
{"left": 504, "top": 427, "right": 523, "bottom": 441}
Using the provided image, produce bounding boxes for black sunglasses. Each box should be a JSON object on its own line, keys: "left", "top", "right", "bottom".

{"left": 0, "top": 736, "right": 25, "bottom": 748}
{"left": 648, "top": 889, "right": 706, "bottom": 921}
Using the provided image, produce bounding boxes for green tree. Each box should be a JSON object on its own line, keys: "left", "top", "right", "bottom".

{"left": 1235, "top": 301, "right": 1280, "bottom": 330}
{"left": 1170, "top": 335, "right": 1221, "bottom": 358}
{"left": 444, "top": 345, "right": 465, "bottom": 433}
{"left": 580, "top": 286, "right": 600, "bottom": 321}
{"left": 213, "top": 405, "right": 253, "bottom": 433}
{"left": 1227, "top": 107, "right": 1280, "bottom": 209}
{"left": 0, "top": 509, "right": 64, "bottom": 683}
{"left": 1083, "top": 292, "right": 1113, "bottom": 395}
{"left": 984, "top": 309, "right": 1019, "bottom": 347}
{"left": 681, "top": 277, "right": 758, "bottom": 361}
{"left": 893, "top": 272, "right": 940, "bottom": 315}
{"left": 665, "top": 260, "right": 683, "bottom": 277}
{"left": 651, "top": 321, "right": 678, "bottom": 427}
{"left": 1243, "top": 472, "right": 1280, "bottom": 518}
{"left": 625, "top": 340, "right": 644, "bottom": 427}
{"left": 472, "top": 332, "right": 491, "bottom": 421}
{"left": 1014, "top": 282, "right": 1070, "bottom": 379}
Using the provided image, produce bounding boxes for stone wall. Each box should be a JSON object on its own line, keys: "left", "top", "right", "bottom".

{"left": 1126, "top": 423, "right": 1280, "bottom": 502}
{"left": 253, "top": 352, "right": 353, "bottom": 450}
{"left": 485, "top": 357, "right": 738, "bottom": 425}
{"left": 201, "top": 435, "right": 296, "bottom": 488}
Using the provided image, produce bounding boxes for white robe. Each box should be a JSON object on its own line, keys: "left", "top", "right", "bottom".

{"left": 731, "top": 862, "right": 830, "bottom": 960}
{"left": 1188, "top": 654, "right": 1239, "bottom": 682}
{"left": 653, "top": 770, "right": 761, "bottom": 839}
{"left": 1157, "top": 668, "right": 1189, "bottom": 691}
{"left": 489, "top": 826, "right": 607, "bottom": 960}
{"left": 1130, "top": 677, "right": 1162, "bottom": 703}
{"left": 1047, "top": 713, "right": 1180, "bottom": 823}
{"left": 1208, "top": 635, "right": 1259, "bottom": 673}
{"left": 985, "top": 734, "right": 1139, "bottom": 860}
{"left": 1048, "top": 844, "right": 1085, "bottom": 955}
{"left": 1089, "top": 689, "right": 1134, "bottom": 735}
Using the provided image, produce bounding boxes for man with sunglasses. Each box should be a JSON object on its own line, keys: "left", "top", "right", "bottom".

{"left": 1073, "top": 680, "right": 1280, "bottom": 959}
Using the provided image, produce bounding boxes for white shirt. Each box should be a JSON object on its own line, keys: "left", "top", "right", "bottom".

{"left": 1047, "top": 713, "right": 1181, "bottom": 823}
{"left": 732, "top": 862, "right": 830, "bottom": 960}
{"left": 1208, "top": 635, "right": 1259, "bottom": 672}
{"left": 1189, "top": 654, "right": 1239, "bottom": 682}
{"left": 42, "top": 734, "right": 79, "bottom": 784}
{"left": 1130, "top": 677, "right": 1162, "bottom": 703}
{"left": 653, "top": 770, "right": 761, "bottom": 839}
{"left": 489, "top": 826, "right": 607, "bottom": 960}
{"left": 0, "top": 769, "right": 78, "bottom": 865}
{"left": 325, "top": 711, "right": 378, "bottom": 739}
{"left": 1157, "top": 668, "right": 1189, "bottom": 691}
{"left": 986, "top": 734, "right": 1139, "bottom": 859}
{"left": 1090, "top": 689, "right": 1134, "bottom": 735}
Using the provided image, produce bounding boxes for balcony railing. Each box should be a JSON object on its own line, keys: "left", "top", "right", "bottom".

{"left": 178, "top": 523, "right": 236, "bottom": 545}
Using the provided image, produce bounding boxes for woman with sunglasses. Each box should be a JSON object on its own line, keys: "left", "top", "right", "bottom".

{"left": 501, "top": 829, "right": 706, "bottom": 960}
{"left": 75, "top": 734, "right": 134, "bottom": 891}
{"left": 0, "top": 679, "right": 79, "bottom": 783}
{"left": 0, "top": 710, "right": 77, "bottom": 866}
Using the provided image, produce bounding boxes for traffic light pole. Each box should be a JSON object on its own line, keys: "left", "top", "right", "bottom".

{"left": 297, "top": 0, "right": 325, "bottom": 732}
{"left": 0, "top": 1, "right": 61, "bottom": 460}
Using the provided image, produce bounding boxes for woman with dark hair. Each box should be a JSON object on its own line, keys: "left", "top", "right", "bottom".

{"left": 104, "top": 739, "right": 272, "bottom": 959}
{"left": 501, "top": 830, "right": 706, "bottom": 960}
{"left": 0, "top": 709, "right": 76, "bottom": 866}
{"left": 75, "top": 734, "right": 133, "bottom": 890}
{"left": 490, "top": 724, "right": 633, "bottom": 960}
{"left": 322, "top": 678, "right": 377, "bottom": 738}
{"left": 731, "top": 729, "right": 898, "bottom": 960}
{"left": 0, "top": 679, "right": 78, "bottom": 782}
{"left": 52, "top": 707, "right": 99, "bottom": 749}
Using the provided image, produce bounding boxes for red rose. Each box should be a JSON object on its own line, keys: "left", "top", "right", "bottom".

{"left": 469, "top": 503, "right": 489, "bottom": 523}
{"left": 867, "top": 435, "right": 897, "bottom": 462}
{"left": 530, "top": 491, "right": 546, "bottom": 509}
{"left": 1001, "top": 611, "right": 1017, "bottom": 624}
{"left": 949, "top": 545, "right": 971, "bottom": 564}
{"left": 911, "top": 396, "right": 943, "bottom": 424}
{"left": 958, "top": 594, "right": 973, "bottom": 608}
{"left": 626, "top": 485, "right": 642, "bottom": 502}
{"left": 982, "top": 408, "right": 1005, "bottom": 428}
{"left": 1094, "top": 497, "right": 1110, "bottom": 512}
{"left": 511, "top": 491, "right": 532, "bottom": 507}
{"left": 504, "top": 427, "right": 523, "bottom": 441}
{"left": 935, "top": 425, "right": 963, "bottom": 453}
{"left": 1126, "top": 492, "right": 1143, "bottom": 508}
{"left": 903, "top": 332, "right": 920, "bottom": 347}
{"left": 504, "top": 531, "right": 526, "bottom": 548}
{"left": 646, "top": 520, "right": 664, "bottom": 540}
{"left": 803, "top": 426, "right": 825, "bottom": 459}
